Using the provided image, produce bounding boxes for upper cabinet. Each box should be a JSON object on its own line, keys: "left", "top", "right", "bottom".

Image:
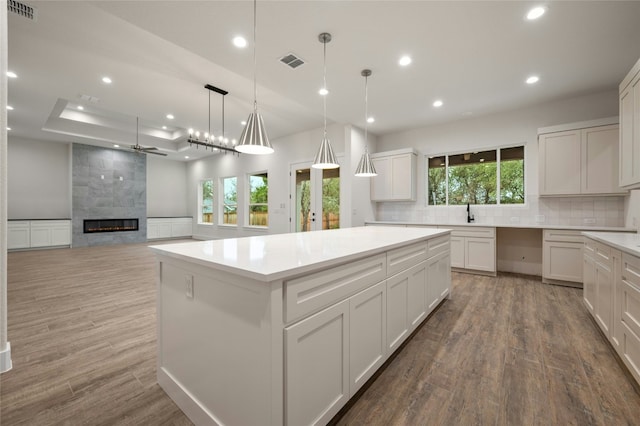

{"left": 370, "top": 148, "right": 417, "bottom": 202}
{"left": 619, "top": 57, "right": 640, "bottom": 189}
{"left": 538, "top": 119, "right": 625, "bottom": 196}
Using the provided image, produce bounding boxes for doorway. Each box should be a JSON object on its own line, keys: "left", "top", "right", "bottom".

{"left": 290, "top": 161, "right": 341, "bottom": 232}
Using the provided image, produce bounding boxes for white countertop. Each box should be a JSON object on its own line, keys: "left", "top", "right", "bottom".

{"left": 582, "top": 232, "right": 640, "bottom": 257}
{"left": 150, "top": 226, "right": 449, "bottom": 282}
{"left": 366, "top": 221, "right": 633, "bottom": 232}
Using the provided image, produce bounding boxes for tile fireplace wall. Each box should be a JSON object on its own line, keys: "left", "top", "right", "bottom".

{"left": 72, "top": 144, "right": 147, "bottom": 247}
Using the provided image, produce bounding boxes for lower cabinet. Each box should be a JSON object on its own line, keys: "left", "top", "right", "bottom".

{"left": 8, "top": 220, "right": 71, "bottom": 250}
{"left": 285, "top": 236, "right": 451, "bottom": 426}
{"left": 285, "top": 300, "right": 350, "bottom": 426}
{"left": 584, "top": 237, "right": 640, "bottom": 387}
{"left": 445, "top": 226, "right": 496, "bottom": 275}
{"left": 147, "top": 217, "right": 193, "bottom": 240}
{"left": 544, "top": 230, "right": 584, "bottom": 285}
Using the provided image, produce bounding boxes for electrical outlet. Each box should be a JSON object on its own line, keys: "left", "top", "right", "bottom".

{"left": 185, "top": 275, "right": 194, "bottom": 299}
{"left": 584, "top": 218, "right": 596, "bottom": 224}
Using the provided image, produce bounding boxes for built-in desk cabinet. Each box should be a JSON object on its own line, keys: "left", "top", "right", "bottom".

{"left": 147, "top": 217, "right": 192, "bottom": 240}
{"left": 619, "top": 56, "right": 640, "bottom": 189}
{"left": 543, "top": 229, "right": 584, "bottom": 286}
{"left": 446, "top": 226, "right": 496, "bottom": 275}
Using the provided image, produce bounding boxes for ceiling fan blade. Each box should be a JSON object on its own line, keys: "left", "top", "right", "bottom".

{"left": 141, "top": 146, "right": 158, "bottom": 151}
{"left": 145, "top": 150, "right": 168, "bottom": 156}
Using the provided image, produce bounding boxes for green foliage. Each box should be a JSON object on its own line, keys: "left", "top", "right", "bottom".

{"left": 500, "top": 159, "right": 525, "bottom": 204}
{"left": 322, "top": 176, "right": 340, "bottom": 229}
{"left": 427, "top": 167, "right": 446, "bottom": 205}
{"left": 448, "top": 162, "right": 497, "bottom": 205}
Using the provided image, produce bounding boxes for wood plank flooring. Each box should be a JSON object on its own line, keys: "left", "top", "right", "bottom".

{"left": 2, "top": 242, "right": 639, "bottom": 425}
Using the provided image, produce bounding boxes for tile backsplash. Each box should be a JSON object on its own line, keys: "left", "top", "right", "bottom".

{"left": 376, "top": 195, "right": 626, "bottom": 228}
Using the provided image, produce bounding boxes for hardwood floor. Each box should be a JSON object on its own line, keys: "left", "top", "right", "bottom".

{"left": 2, "top": 242, "right": 639, "bottom": 425}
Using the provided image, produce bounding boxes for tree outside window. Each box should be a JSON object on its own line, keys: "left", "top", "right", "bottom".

{"left": 248, "top": 173, "right": 268, "bottom": 226}
{"left": 200, "top": 179, "right": 213, "bottom": 224}
{"left": 427, "top": 146, "right": 524, "bottom": 206}
{"left": 222, "top": 177, "right": 237, "bottom": 225}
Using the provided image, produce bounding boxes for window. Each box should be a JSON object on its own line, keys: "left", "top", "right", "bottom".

{"left": 248, "top": 172, "right": 268, "bottom": 227}
{"left": 427, "top": 145, "right": 524, "bottom": 205}
{"left": 222, "top": 177, "right": 237, "bottom": 225}
{"left": 199, "top": 179, "right": 213, "bottom": 224}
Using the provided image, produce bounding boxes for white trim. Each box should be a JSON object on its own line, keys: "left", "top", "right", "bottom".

{"left": 537, "top": 116, "right": 618, "bottom": 135}
{"left": 0, "top": 342, "right": 12, "bottom": 373}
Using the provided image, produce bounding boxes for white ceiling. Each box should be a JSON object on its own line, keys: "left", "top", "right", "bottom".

{"left": 7, "top": 1, "right": 640, "bottom": 161}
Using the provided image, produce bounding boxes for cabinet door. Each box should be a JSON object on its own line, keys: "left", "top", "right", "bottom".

{"left": 595, "top": 260, "right": 613, "bottom": 336}
{"left": 8, "top": 222, "right": 30, "bottom": 249}
{"left": 581, "top": 125, "right": 622, "bottom": 194}
{"left": 406, "top": 261, "right": 427, "bottom": 330}
{"left": 391, "top": 154, "right": 415, "bottom": 201}
{"left": 30, "top": 227, "right": 51, "bottom": 248}
{"left": 51, "top": 223, "right": 71, "bottom": 246}
{"left": 583, "top": 253, "right": 596, "bottom": 314}
{"left": 539, "top": 130, "right": 581, "bottom": 195}
{"left": 349, "top": 282, "right": 386, "bottom": 395}
{"left": 620, "top": 83, "right": 636, "bottom": 186}
{"left": 465, "top": 237, "right": 495, "bottom": 272}
{"left": 450, "top": 236, "right": 465, "bottom": 268}
{"left": 386, "top": 269, "right": 409, "bottom": 353}
{"left": 171, "top": 220, "right": 193, "bottom": 237}
{"left": 543, "top": 241, "right": 583, "bottom": 283}
{"left": 370, "top": 157, "right": 390, "bottom": 201}
{"left": 285, "top": 300, "right": 349, "bottom": 426}
{"left": 427, "top": 250, "right": 451, "bottom": 314}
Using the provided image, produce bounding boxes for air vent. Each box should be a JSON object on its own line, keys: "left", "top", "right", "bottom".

{"left": 279, "top": 53, "right": 305, "bottom": 69}
{"left": 79, "top": 94, "right": 100, "bottom": 103}
{"left": 8, "top": 0, "right": 36, "bottom": 20}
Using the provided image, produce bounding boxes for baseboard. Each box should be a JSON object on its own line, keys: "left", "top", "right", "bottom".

{"left": 0, "top": 342, "right": 12, "bottom": 373}
{"left": 157, "top": 367, "right": 220, "bottom": 426}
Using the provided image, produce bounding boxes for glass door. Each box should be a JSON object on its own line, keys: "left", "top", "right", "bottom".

{"left": 291, "top": 161, "right": 341, "bottom": 232}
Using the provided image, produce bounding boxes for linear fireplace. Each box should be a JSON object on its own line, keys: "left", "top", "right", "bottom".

{"left": 83, "top": 219, "right": 139, "bottom": 234}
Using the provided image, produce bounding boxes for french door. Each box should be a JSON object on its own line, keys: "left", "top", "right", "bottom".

{"left": 290, "top": 161, "right": 341, "bottom": 232}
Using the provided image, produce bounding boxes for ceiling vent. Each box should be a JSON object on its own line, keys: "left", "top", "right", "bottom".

{"left": 279, "top": 53, "right": 305, "bottom": 69}
{"left": 8, "top": 0, "right": 37, "bottom": 20}
{"left": 79, "top": 94, "right": 100, "bottom": 103}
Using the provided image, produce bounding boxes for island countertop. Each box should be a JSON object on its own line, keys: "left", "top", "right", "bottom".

{"left": 582, "top": 231, "right": 640, "bottom": 257}
{"left": 150, "top": 225, "right": 449, "bottom": 282}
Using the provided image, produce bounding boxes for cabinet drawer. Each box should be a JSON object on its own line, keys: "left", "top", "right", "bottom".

{"left": 427, "top": 235, "right": 450, "bottom": 258}
{"left": 623, "top": 253, "right": 640, "bottom": 288}
{"left": 387, "top": 242, "right": 427, "bottom": 277}
{"left": 285, "top": 254, "right": 387, "bottom": 323}
{"left": 594, "top": 241, "right": 611, "bottom": 264}
{"left": 443, "top": 226, "right": 495, "bottom": 238}
{"left": 584, "top": 238, "right": 596, "bottom": 255}
{"left": 544, "top": 229, "right": 584, "bottom": 243}
{"left": 620, "top": 321, "right": 640, "bottom": 384}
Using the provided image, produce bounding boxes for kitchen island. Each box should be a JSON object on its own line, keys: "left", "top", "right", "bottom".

{"left": 150, "top": 226, "right": 451, "bottom": 426}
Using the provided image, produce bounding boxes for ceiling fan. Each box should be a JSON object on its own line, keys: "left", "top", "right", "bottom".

{"left": 128, "top": 117, "right": 167, "bottom": 156}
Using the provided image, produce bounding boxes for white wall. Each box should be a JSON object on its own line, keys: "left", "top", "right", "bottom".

{"left": 146, "top": 156, "right": 188, "bottom": 217}
{"left": 7, "top": 137, "right": 71, "bottom": 219}
{"left": 186, "top": 122, "right": 378, "bottom": 240}
{"left": 375, "top": 89, "right": 627, "bottom": 228}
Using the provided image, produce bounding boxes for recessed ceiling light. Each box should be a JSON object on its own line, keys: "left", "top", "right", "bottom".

{"left": 526, "top": 6, "right": 546, "bottom": 20}
{"left": 367, "top": 117, "right": 375, "bottom": 123}
{"left": 232, "top": 139, "right": 237, "bottom": 145}
{"left": 6, "top": 105, "right": 13, "bottom": 111}
{"left": 162, "top": 126, "right": 167, "bottom": 130}
{"left": 113, "top": 144, "right": 120, "bottom": 148}
{"left": 433, "top": 100, "right": 444, "bottom": 108}
{"left": 241, "top": 121, "right": 247, "bottom": 126}
{"left": 102, "top": 76, "right": 112, "bottom": 84}
{"left": 7, "top": 127, "right": 11, "bottom": 131}
{"left": 166, "top": 114, "right": 174, "bottom": 120}
{"left": 318, "top": 87, "right": 329, "bottom": 96}
{"left": 185, "top": 156, "right": 190, "bottom": 159}
{"left": 399, "top": 55, "right": 412, "bottom": 66}
{"left": 6, "top": 71, "right": 17, "bottom": 78}
{"left": 233, "top": 36, "right": 247, "bottom": 48}
{"left": 77, "top": 105, "right": 84, "bottom": 110}
{"left": 526, "top": 75, "right": 540, "bottom": 84}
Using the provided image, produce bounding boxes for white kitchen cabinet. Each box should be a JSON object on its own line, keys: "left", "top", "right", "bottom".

{"left": 427, "top": 249, "right": 451, "bottom": 313}
{"left": 349, "top": 281, "right": 386, "bottom": 395}
{"left": 386, "top": 266, "right": 410, "bottom": 353}
{"left": 543, "top": 229, "right": 584, "bottom": 285}
{"left": 619, "top": 56, "right": 640, "bottom": 188}
{"left": 147, "top": 217, "right": 193, "bottom": 240}
{"left": 620, "top": 253, "right": 640, "bottom": 384}
{"left": 583, "top": 245, "right": 596, "bottom": 314}
{"left": 7, "top": 221, "right": 30, "bottom": 249}
{"left": 370, "top": 148, "right": 417, "bottom": 202}
{"left": 443, "top": 226, "right": 496, "bottom": 275}
{"left": 539, "top": 121, "right": 623, "bottom": 196}
{"left": 285, "top": 300, "right": 350, "bottom": 426}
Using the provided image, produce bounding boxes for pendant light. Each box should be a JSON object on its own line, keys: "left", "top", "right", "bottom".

{"left": 355, "top": 69, "right": 377, "bottom": 176}
{"left": 312, "top": 32, "right": 339, "bottom": 169}
{"left": 236, "top": 0, "right": 273, "bottom": 155}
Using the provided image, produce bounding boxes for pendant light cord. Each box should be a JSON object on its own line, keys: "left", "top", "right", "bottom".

{"left": 208, "top": 90, "right": 211, "bottom": 143}
{"left": 364, "top": 75, "right": 369, "bottom": 153}
{"left": 323, "top": 38, "right": 327, "bottom": 136}
{"left": 253, "top": 0, "right": 258, "bottom": 112}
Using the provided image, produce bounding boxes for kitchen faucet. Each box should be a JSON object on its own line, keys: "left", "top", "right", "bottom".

{"left": 467, "top": 203, "right": 475, "bottom": 223}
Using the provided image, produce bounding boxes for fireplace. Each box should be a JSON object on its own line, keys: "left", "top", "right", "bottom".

{"left": 83, "top": 219, "right": 139, "bottom": 234}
